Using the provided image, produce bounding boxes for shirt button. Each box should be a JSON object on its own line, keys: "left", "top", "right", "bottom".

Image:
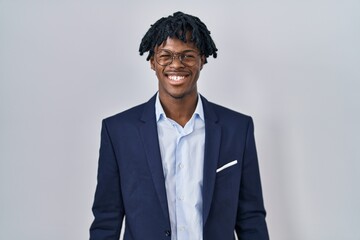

{"left": 164, "top": 230, "right": 171, "bottom": 236}
{"left": 179, "top": 226, "right": 186, "bottom": 232}
{"left": 179, "top": 163, "right": 184, "bottom": 169}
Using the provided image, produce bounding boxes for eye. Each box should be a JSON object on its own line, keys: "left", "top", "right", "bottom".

{"left": 183, "top": 54, "right": 196, "bottom": 59}
{"left": 157, "top": 50, "right": 172, "bottom": 58}
{"left": 159, "top": 53, "right": 171, "bottom": 58}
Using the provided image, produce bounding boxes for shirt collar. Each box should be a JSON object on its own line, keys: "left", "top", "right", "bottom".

{"left": 155, "top": 92, "right": 204, "bottom": 122}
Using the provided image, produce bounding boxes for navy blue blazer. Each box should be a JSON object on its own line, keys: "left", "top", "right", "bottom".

{"left": 90, "top": 95, "right": 269, "bottom": 240}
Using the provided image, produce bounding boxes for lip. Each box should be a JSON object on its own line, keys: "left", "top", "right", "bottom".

{"left": 166, "top": 75, "right": 187, "bottom": 85}
{"left": 164, "top": 71, "right": 190, "bottom": 84}
{"left": 164, "top": 71, "right": 190, "bottom": 76}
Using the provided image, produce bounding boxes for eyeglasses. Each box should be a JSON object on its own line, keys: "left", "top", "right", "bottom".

{"left": 155, "top": 49, "right": 201, "bottom": 67}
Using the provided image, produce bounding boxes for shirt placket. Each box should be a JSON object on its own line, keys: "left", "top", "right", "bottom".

{"left": 174, "top": 121, "right": 194, "bottom": 240}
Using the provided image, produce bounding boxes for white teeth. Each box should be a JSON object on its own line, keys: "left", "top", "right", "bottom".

{"left": 168, "top": 75, "right": 185, "bottom": 81}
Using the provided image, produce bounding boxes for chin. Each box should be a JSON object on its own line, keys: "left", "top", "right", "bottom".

{"left": 170, "top": 94, "right": 186, "bottom": 99}
{"left": 163, "top": 90, "right": 185, "bottom": 99}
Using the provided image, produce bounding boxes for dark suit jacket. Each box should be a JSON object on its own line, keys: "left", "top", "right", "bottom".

{"left": 90, "top": 95, "right": 269, "bottom": 240}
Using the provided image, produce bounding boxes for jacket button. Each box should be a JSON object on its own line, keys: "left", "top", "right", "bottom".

{"left": 164, "top": 230, "right": 171, "bottom": 237}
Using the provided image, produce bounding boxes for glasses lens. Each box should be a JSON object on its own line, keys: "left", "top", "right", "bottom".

{"left": 180, "top": 52, "right": 198, "bottom": 66}
{"left": 156, "top": 50, "right": 173, "bottom": 66}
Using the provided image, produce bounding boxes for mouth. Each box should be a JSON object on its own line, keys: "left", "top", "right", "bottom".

{"left": 168, "top": 75, "right": 186, "bottom": 81}
{"left": 165, "top": 72, "right": 190, "bottom": 83}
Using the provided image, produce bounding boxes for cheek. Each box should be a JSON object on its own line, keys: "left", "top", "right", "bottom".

{"left": 154, "top": 67, "right": 166, "bottom": 81}
{"left": 192, "top": 66, "right": 202, "bottom": 77}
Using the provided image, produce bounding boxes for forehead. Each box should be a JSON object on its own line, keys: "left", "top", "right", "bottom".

{"left": 157, "top": 35, "right": 199, "bottom": 52}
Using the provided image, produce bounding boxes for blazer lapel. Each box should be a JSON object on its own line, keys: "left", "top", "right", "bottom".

{"left": 138, "top": 95, "right": 170, "bottom": 221}
{"left": 201, "top": 96, "right": 222, "bottom": 225}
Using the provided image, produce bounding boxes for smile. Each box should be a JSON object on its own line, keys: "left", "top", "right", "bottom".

{"left": 168, "top": 75, "right": 186, "bottom": 81}
{"left": 167, "top": 75, "right": 186, "bottom": 81}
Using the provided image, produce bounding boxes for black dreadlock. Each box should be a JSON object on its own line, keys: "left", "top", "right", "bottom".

{"left": 139, "top": 11, "right": 218, "bottom": 64}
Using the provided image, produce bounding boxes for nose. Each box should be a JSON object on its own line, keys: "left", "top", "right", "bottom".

{"left": 169, "top": 54, "right": 185, "bottom": 68}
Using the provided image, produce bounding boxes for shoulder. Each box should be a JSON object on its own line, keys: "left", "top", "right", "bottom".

{"left": 202, "top": 96, "right": 252, "bottom": 125}
{"left": 202, "top": 97, "right": 255, "bottom": 139}
{"left": 105, "top": 103, "right": 145, "bottom": 123}
{"left": 210, "top": 101, "right": 251, "bottom": 119}
{"left": 103, "top": 95, "right": 156, "bottom": 128}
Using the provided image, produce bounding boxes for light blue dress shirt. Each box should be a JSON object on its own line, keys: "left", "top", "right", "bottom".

{"left": 155, "top": 93, "right": 205, "bottom": 240}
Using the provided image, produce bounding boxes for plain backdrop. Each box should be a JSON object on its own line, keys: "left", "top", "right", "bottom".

{"left": 1, "top": 1, "right": 359, "bottom": 239}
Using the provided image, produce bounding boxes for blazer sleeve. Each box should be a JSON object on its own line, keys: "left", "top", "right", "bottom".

{"left": 235, "top": 118, "right": 269, "bottom": 239}
{"left": 90, "top": 120, "right": 124, "bottom": 240}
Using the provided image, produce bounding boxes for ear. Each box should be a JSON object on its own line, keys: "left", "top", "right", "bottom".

{"left": 200, "top": 55, "right": 206, "bottom": 70}
{"left": 150, "top": 57, "right": 155, "bottom": 71}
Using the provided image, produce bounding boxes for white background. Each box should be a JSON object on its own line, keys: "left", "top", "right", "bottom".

{"left": 1, "top": 1, "right": 359, "bottom": 239}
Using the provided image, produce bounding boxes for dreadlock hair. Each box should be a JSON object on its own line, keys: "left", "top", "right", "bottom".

{"left": 139, "top": 11, "right": 218, "bottom": 64}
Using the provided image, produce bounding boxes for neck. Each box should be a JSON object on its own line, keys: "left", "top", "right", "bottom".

{"left": 159, "top": 92, "right": 198, "bottom": 127}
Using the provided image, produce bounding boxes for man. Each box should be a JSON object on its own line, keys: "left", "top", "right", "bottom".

{"left": 90, "top": 11, "right": 269, "bottom": 240}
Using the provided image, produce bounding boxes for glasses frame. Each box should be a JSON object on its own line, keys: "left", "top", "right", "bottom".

{"left": 154, "top": 49, "right": 201, "bottom": 67}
